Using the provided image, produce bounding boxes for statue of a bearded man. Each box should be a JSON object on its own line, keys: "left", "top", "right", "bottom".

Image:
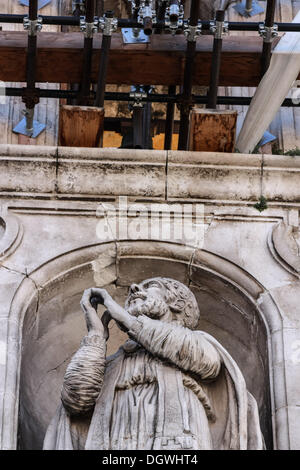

{"left": 43, "top": 278, "right": 264, "bottom": 450}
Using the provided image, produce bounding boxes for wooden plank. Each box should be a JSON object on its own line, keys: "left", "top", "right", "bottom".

{"left": 188, "top": 108, "right": 237, "bottom": 152}
{"left": 58, "top": 104, "right": 104, "bottom": 147}
{"left": 0, "top": 32, "right": 274, "bottom": 87}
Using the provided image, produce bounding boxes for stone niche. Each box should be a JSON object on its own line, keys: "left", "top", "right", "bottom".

{"left": 18, "top": 242, "right": 273, "bottom": 450}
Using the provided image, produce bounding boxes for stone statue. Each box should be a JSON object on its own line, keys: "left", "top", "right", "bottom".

{"left": 43, "top": 278, "right": 264, "bottom": 450}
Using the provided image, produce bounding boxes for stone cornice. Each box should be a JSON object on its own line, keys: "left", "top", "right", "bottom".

{"left": 0, "top": 145, "right": 299, "bottom": 206}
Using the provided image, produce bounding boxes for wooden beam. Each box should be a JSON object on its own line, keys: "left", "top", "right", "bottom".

{"left": 188, "top": 108, "right": 238, "bottom": 152}
{"left": 0, "top": 31, "right": 278, "bottom": 87}
{"left": 58, "top": 105, "right": 104, "bottom": 147}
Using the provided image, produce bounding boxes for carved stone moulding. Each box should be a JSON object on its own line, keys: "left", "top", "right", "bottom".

{"left": 269, "top": 220, "right": 300, "bottom": 278}
{"left": 0, "top": 214, "right": 22, "bottom": 261}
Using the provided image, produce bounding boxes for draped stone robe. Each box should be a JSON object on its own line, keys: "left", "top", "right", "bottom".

{"left": 43, "top": 315, "right": 264, "bottom": 450}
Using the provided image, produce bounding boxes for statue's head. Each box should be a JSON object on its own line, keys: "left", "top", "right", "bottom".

{"left": 125, "top": 277, "right": 200, "bottom": 329}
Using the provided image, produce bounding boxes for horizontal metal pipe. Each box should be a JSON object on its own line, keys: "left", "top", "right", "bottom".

{"left": 4, "top": 88, "right": 300, "bottom": 107}
{"left": 0, "top": 14, "right": 300, "bottom": 32}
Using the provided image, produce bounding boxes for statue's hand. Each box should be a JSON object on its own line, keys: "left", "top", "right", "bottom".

{"left": 80, "top": 288, "right": 110, "bottom": 336}
{"left": 101, "top": 310, "right": 112, "bottom": 341}
{"left": 81, "top": 287, "right": 134, "bottom": 334}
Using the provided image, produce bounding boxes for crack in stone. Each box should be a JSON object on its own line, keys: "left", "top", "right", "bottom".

{"left": 0, "top": 264, "right": 26, "bottom": 277}
{"left": 94, "top": 201, "right": 119, "bottom": 287}
{"left": 24, "top": 270, "right": 42, "bottom": 323}
{"left": 260, "top": 154, "right": 265, "bottom": 198}
{"left": 46, "top": 353, "right": 75, "bottom": 375}
{"left": 1, "top": 264, "right": 43, "bottom": 338}
{"left": 35, "top": 352, "right": 76, "bottom": 395}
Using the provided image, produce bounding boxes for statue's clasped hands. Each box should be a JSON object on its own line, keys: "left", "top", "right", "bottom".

{"left": 80, "top": 288, "right": 133, "bottom": 340}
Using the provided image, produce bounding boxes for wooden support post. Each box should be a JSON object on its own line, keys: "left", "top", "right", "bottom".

{"left": 58, "top": 104, "right": 104, "bottom": 147}
{"left": 188, "top": 108, "right": 237, "bottom": 152}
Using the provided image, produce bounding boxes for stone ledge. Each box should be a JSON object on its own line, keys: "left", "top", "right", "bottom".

{"left": 0, "top": 146, "right": 299, "bottom": 204}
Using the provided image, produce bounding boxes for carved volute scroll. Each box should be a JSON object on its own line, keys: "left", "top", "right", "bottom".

{"left": 0, "top": 214, "right": 22, "bottom": 260}
{"left": 269, "top": 211, "right": 300, "bottom": 277}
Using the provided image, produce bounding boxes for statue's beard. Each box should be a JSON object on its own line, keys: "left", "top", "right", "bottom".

{"left": 126, "top": 296, "right": 170, "bottom": 320}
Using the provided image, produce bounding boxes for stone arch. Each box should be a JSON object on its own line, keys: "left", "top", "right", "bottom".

{"left": 2, "top": 240, "right": 285, "bottom": 449}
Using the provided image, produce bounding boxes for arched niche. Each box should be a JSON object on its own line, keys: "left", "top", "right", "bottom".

{"left": 14, "top": 241, "right": 275, "bottom": 449}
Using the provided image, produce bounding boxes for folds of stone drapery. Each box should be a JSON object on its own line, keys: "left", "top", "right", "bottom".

{"left": 236, "top": 10, "right": 300, "bottom": 154}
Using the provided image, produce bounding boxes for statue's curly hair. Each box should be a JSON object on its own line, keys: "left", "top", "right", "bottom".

{"left": 143, "top": 277, "right": 200, "bottom": 330}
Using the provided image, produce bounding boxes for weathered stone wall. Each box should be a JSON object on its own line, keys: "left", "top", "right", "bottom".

{"left": 0, "top": 145, "right": 300, "bottom": 449}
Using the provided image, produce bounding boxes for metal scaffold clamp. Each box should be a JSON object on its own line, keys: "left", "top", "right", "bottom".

{"left": 259, "top": 23, "right": 278, "bottom": 43}
{"left": 80, "top": 16, "right": 99, "bottom": 38}
{"left": 72, "top": 1, "right": 85, "bottom": 15}
{"left": 129, "top": 86, "right": 147, "bottom": 108}
{"left": 98, "top": 14, "right": 118, "bottom": 36}
{"left": 165, "top": 3, "right": 184, "bottom": 36}
{"left": 209, "top": 19, "right": 229, "bottom": 39}
{"left": 23, "top": 16, "right": 43, "bottom": 36}
{"left": 137, "top": 2, "right": 157, "bottom": 27}
{"left": 183, "top": 20, "right": 202, "bottom": 42}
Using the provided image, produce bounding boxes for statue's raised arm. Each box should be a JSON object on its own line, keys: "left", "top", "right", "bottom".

{"left": 60, "top": 288, "right": 109, "bottom": 416}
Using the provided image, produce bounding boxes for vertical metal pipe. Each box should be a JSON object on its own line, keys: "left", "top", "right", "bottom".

{"left": 95, "top": 11, "right": 113, "bottom": 108}
{"left": 155, "top": 0, "right": 166, "bottom": 34}
{"left": 245, "top": 0, "right": 253, "bottom": 15}
{"left": 178, "top": 0, "right": 199, "bottom": 150}
{"left": 63, "top": 5, "right": 81, "bottom": 106}
{"left": 164, "top": 85, "right": 176, "bottom": 150}
{"left": 26, "top": 0, "right": 38, "bottom": 93}
{"left": 261, "top": 0, "right": 276, "bottom": 76}
{"left": 142, "top": 101, "right": 152, "bottom": 148}
{"left": 207, "top": 9, "right": 225, "bottom": 109}
{"left": 132, "top": 107, "right": 144, "bottom": 148}
{"left": 79, "top": 0, "right": 95, "bottom": 104}
{"left": 28, "top": 0, "right": 38, "bottom": 20}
